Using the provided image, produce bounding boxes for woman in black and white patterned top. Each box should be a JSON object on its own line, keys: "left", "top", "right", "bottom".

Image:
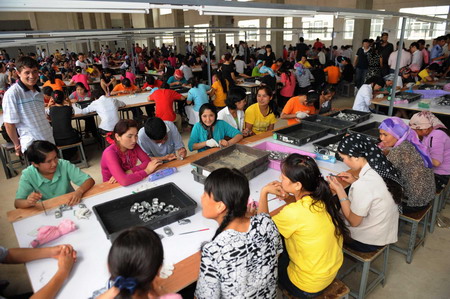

{"left": 195, "top": 168, "right": 283, "bottom": 299}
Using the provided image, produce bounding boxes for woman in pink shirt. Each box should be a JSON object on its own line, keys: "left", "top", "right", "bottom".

{"left": 120, "top": 67, "right": 136, "bottom": 85}
{"left": 101, "top": 119, "right": 162, "bottom": 186}
{"left": 279, "top": 63, "right": 296, "bottom": 109}
{"left": 69, "top": 66, "right": 90, "bottom": 91}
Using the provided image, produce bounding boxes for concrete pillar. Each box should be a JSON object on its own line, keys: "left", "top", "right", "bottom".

{"left": 76, "top": 13, "right": 88, "bottom": 54}
{"left": 173, "top": 10, "right": 185, "bottom": 55}
{"left": 212, "top": 16, "right": 231, "bottom": 59}
{"left": 292, "top": 17, "right": 302, "bottom": 45}
{"left": 144, "top": 12, "right": 156, "bottom": 49}
{"left": 270, "top": 0, "right": 284, "bottom": 60}
{"left": 382, "top": 16, "right": 399, "bottom": 42}
{"left": 332, "top": 18, "right": 346, "bottom": 47}
{"left": 352, "top": 0, "right": 373, "bottom": 53}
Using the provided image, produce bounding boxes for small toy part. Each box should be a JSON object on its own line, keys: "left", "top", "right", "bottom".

{"left": 178, "top": 219, "right": 191, "bottom": 225}
{"left": 74, "top": 208, "right": 92, "bottom": 220}
{"left": 59, "top": 204, "right": 72, "bottom": 212}
{"left": 55, "top": 210, "right": 62, "bottom": 219}
{"left": 163, "top": 226, "right": 174, "bottom": 236}
{"left": 78, "top": 203, "right": 87, "bottom": 209}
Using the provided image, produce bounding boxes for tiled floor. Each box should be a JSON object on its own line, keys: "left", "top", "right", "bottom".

{"left": 1, "top": 95, "right": 449, "bottom": 298}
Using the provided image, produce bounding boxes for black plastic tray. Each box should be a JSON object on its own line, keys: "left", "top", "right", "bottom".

{"left": 273, "top": 122, "right": 330, "bottom": 146}
{"left": 348, "top": 121, "right": 381, "bottom": 140}
{"left": 302, "top": 115, "right": 355, "bottom": 135}
{"left": 313, "top": 133, "right": 346, "bottom": 161}
{"left": 395, "top": 91, "right": 421, "bottom": 103}
{"left": 93, "top": 183, "right": 197, "bottom": 241}
{"left": 191, "top": 144, "right": 269, "bottom": 184}
{"left": 327, "top": 109, "right": 371, "bottom": 124}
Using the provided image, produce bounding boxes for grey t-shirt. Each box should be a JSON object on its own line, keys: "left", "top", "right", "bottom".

{"left": 137, "top": 121, "right": 185, "bottom": 157}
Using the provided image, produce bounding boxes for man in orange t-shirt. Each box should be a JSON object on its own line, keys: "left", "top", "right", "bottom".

{"left": 323, "top": 63, "right": 340, "bottom": 84}
{"left": 110, "top": 78, "right": 139, "bottom": 96}
{"left": 280, "top": 92, "right": 320, "bottom": 125}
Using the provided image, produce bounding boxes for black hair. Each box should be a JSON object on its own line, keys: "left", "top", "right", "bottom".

{"left": 16, "top": 56, "right": 39, "bottom": 72}
{"left": 362, "top": 39, "right": 370, "bottom": 43}
{"left": 225, "top": 86, "right": 247, "bottom": 110}
{"left": 199, "top": 103, "right": 218, "bottom": 126}
{"left": 52, "top": 90, "right": 65, "bottom": 104}
{"left": 145, "top": 75, "right": 155, "bottom": 85}
{"left": 320, "top": 84, "right": 336, "bottom": 96}
{"left": 215, "top": 71, "right": 229, "bottom": 94}
{"left": 280, "top": 62, "right": 292, "bottom": 79}
{"left": 91, "top": 88, "right": 104, "bottom": 100}
{"left": 204, "top": 168, "right": 250, "bottom": 240}
{"left": 417, "top": 39, "right": 425, "bottom": 45}
{"left": 256, "top": 86, "right": 275, "bottom": 114}
{"left": 276, "top": 58, "right": 283, "bottom": 63}
{"left": 108, "top": 226, "right": 163, "bottom": 298}
{"left": 75, "top": 66, "right": 82, "bottom": 73}
{"left": 428, "top": 63, "right": 440, "bottom": 72}
{"left": 42, "top": 86, "right": 53, "bottom": 96}
{"left": 113, "top": 119, "right": 138, "bottom": 141}
{"left": 224, "top": 53, "right": 232, "bottom": 61}
{"left": 281, "top": 154, "right": 350, "bottom": 240}
{"left": 305, "top": 90, "right": 320, "bottom": 110}
{"left": 160, "top": 81, "right": 170, "bottom": 89}
{"left": 410, "top": 42, "right": 419, "bottom": 49}
{"left": 144, "top": 117, "right": 167, "bottom": 140}
{"left": 75, "top": 82, "right": 87, "bottom": 92}
{"left": 299, "top": 37, "right": 304, "bottom": 42}
{"left": 48, "top": 70, "right": 56, "bottom": 84}
{"left": 122, "top": 78, "right": 131, "bottom": 87}
{"left": 120, "top": 69, "right": 126, "bottom": 77}
{"left": 365, "top": 76, "right": 385, "bottom": 87}
{"left": 26, "top": 140, "right": 58, "bottom": 164}
{"left": 188, "top": 76, "right": 199, "bottom": 88}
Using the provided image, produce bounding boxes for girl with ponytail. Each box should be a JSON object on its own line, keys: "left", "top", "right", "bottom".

{"left": 195, "top": 168, "right": 282, "bottom": 299}
{"left": 258, "top": 153, "right": 349, "bottom": 298}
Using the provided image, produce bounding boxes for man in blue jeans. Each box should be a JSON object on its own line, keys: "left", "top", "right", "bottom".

{"left": 354, "top": 39, "right": 371, "bottom": 89}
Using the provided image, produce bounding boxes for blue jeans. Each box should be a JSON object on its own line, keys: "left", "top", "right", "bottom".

{"left": 355, "top": 68, "right": 368, "bottom": 89}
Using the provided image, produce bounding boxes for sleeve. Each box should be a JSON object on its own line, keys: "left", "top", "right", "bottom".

{"left": 102, "top": 149, "right": 148, "bottom": 186}
{"left": 80, "top": 101, "right": 96, "bottom": 114}
{"left": 211, "top": 81, "right": 219, "bottom": 90}
{"left": 130, "top": 144, "right": 151, "bottom": 172}
{"left": 188, "top": 123, "right": 204, "bottom": 152}
{"left": 168, "top": 124, "right": 185, "bottom": 150}
{"left": 167, "top": 76, "right": 175, "bottom": 84}
{"left": 348, "top": 183, "right": 373, "bottom": 217}
{"left": 252, "top": 67, "right": 261, "bottom": 77}
{"left": 112, "top": 84, "right": 121, "bottom": 92}
{"left": 115, "top": 99, "right": 126, "bottom": 107}
{"left": 195, "top": 245, "right": 221, "bottom": 299}
{"left": 428, "top": 132, "right": 445, "bottom": 163}
{"left": 187, "top": 89, "right": 194, "bottom": 102}
{"left": 269, "top": 113, "right": 277, "bottom": 125}
{"left": 244, "top": 105, "right": 256, "bottom": 125}
{"left": 2, "top": 90, "right": 20, "bottom": 124}
{"left": 170, "top": 90, "right": 182, "bottom": 100}
{"left": 15, "top": 170, "right": 35, "bottom": 199}
{"left": 222, "top": 121, "right": 241, "bottom": 139}
{"left": 272, "top": 205, "right": 299, "bottom": 239}
{"left": 363, "top": 88, "right": 372, "bottom": 107}
{"left": 324, "top": 67, "right": 329, "bottom": 73}
{"left": 69, "top": 91, "right": 76, "bottom": 100}
{"left": 63, "top": 160, "right": 91, "bottom": 186}
{"left": 282, "top": 98, "right": 295, "bottom": 115}
{"left": 0, "top": 246, "right": 9, "bottom": 263}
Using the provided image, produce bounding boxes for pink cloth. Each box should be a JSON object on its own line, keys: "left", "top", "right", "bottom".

{"left": 31, "top": 219, "right": 77, "bottom": 248}
{"left": 280, "top": 72, "right": 296, "bottom": 97}
{"left": 71, "top": 73, "right": 90, "bottom": 91}
{"left": 100, "top": 143, "right": 150, "bottom": 186}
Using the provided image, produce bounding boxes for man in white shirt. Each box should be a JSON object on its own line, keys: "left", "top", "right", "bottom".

{"left": 410, "top": 42, "right": 423, "bottom": 69}
{"left": 388, "top": 42, "right": 411, "bottom": 73}
{"left": 79, "top": 93, "right": 126, "bottom": 133}
{"left": 234, "top": 56, "right": 246, "bottom": 76}
{"left": 75, "top": 53, "right": 87, "bottom": 75}
{"left": 318, "top": 48, "right": 326, "bottom": 65}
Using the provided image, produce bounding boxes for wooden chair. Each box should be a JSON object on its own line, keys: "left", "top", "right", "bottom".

{"left": 280, "top": 279, "right": 350, "bottom": 299}
{"left": 57, "top": 142, "right": 88, "bottom": 169}
{"left": 391, "top": 205, "right": 431, "bottom": 264}
{"left": 339, "top": 245, "right": 389, "bottom": 299}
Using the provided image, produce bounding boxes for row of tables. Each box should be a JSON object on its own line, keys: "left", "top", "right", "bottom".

{"left": 7, "top": 113, "right": 391, "bottom": 298}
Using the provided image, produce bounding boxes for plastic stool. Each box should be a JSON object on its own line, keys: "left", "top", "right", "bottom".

{"left": 57, "top": 142, "right": 88, "bottom": 168}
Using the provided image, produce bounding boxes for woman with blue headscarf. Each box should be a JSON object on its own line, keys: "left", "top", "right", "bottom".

{"left": 294, "top": 62, "right": 314, "bottom": 95}
{"left": 379, "top": 117, "right": 435, "bottom": 213}
{"left": 259, "top": 65, "right": 277, "bottom": 92}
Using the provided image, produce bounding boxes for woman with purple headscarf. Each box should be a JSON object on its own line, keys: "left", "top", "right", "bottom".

{"left": 410, "top": 111, "right": 450, "bottom": 191}
{"left": 379, "top": 117, "right": 435, "bottom": 213}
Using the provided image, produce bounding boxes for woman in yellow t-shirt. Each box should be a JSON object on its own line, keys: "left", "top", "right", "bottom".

{"left": 210, "top": 71, "right": 230, "bottom": 108}
{"left": 244, "top": 86, "right": 277, "bottom": 135}
{"left": 258, "top": 154, "right": 349, "bottom": 297}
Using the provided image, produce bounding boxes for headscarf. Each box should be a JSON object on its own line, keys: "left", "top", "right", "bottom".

{"left": 379, "top": 117, "right": 433, "bottom": 168}
{"left": 256, "top": 60, "right": 263, "bottom": 66}
{"left": 383, "top": 74, "right": 395, "bottom": 82}
{"left": 338, "top": 133, "right": 402, "bottom": 185}
{"left": 294, "top": 62, "right": 305, "bottom": 76}
{"left": 259, "top": 65, "right": 275, "bottom": 77}
{"left": 409, "top": 111, "right": 447, "bottom": 130}
{"left": 399, "top": 66, "right": 411, "bottom": 76}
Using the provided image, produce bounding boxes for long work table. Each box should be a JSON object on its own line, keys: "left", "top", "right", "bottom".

{"left": 7, "top": 114, "right": 390, "bottom": 298}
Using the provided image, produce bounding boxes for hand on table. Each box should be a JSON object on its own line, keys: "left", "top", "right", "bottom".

{"left": 49, "top": 244, "right": 76, "bottom": 261}
{"left": 26, "top": 191, "right": 42, "bottom": 207}
{"left": 145, "top": 159, "right": 163, "bottom": 174}
{"left": 164, "top": 153, "right": 177, "bottom": 161}
{"left": 68, "top": 189, "right": 83, "bottom": 206}
{"left": 296, "top": 111, "right": 309, "bottom": 119}
{"left": 56, "top": 245, "right": 77, "bottom": 279}
{"left": 177, "top": 148, "right": 187, "bottom": 159}
{"left": 219, "top": 140, "right": 229, "bottom": 147}
{"left": 108, "top": 176, "right": 118, "bottom": 184}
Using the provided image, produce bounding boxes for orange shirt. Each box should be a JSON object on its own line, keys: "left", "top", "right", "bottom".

{"left": 282, "top": 96, "right": 317, "bottom": 125}
{"left": 112, "top": 83, "right": 139, "bottom": 95}
{"left": 323, "top": 66, "right": 340, "bottom": 84}
{"left": 43, "top": 79, "right": 66, "bottom": 91}
{"left": 271, "top": 64, "right": 281, "bottom": 72}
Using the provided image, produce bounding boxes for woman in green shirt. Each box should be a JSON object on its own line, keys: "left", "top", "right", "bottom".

{"left": 14, "top": 140, "right": 94, "bottom": 209}
{"left": 251, "top": 60, "right": 264, "bottom": 77}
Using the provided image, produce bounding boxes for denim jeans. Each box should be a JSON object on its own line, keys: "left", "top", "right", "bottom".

{"left": 355, "top": 68, "right": 368, "bottom": 89}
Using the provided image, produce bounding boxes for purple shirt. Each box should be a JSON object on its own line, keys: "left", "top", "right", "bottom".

{"left": 101, "top": 143, "right": 150, "bottom": 186}
{"left": 423, "top": 129, "right": 450, "bottom": 175}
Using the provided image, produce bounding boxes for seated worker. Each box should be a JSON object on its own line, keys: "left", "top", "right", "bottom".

{"left": 318, "top": 84, "right": 337, "bottom": 114}
{"left": 79, "top": 90, "right": 126, "bottom": 134}
{"left": 148, "top": 82, "right": 186, "bottom": 132}
{"left": 298, "top": 55, "right": 312, "bottom": 69}
{"left": 218, "top": 86, "right": 249, "bottom": 136}
{"left": 101, "top": 119, "right": 161, "bottom": 186}
{"left": 188, "top": 103, "right": 243, "bottom": 152}
{"left": 69, "top": 66, "right": 91, "bottom": 91}
{"left": 167, "top": 69, "right": 187, "bottom": 86}
{"left": 120, "top": 67, "right": 136, "bottom": 85}
{"left": 138, "top": 117, "right": 187, "bottom": 161}
{"left": 14, "top": 140, "right": 94, "bottom": 208}
{"left": 352, "top": 76, "right": 385, "bottom": 112}
{"left": 1, "top": 244, "right": 77, "bottom": 299}
{"left": 69, "top": 82, "right": 91, "bottom": 103}
{"left": 378, "top": 74, "right": 402, "bottom": 94}
{"left": 416, "top": 63, "right": 441, "bottom": 85}
{"left": 281, "top": 90, "right": 320, "bottom": 125}
{"left": 271, "top": 58, "right": 284, "bottom": 73}
{"left": 323, "top": 61, "right": 340, "bottom": 85}
{"left": 42, "top": 86, "right": 53, "bottom": 107}
{"left": 142, "top": 75, "right": 163, "bottom": 91}
{"left": 251, "top": 60, "right": 264, "bottom": 77}
{"left": 110, "top": 78, "right": 140, "bottom": 96}
{"left": 185, "top": 77, "right": 211, "bottom": 125}
{"left": 244, "top": 86, "right": 277, "bottom": 135}
{"left": 43, "top": 70, "right": 65, "bottom": 91}
{"left": 100, "top": 68, "right": 117, "bottom": 96}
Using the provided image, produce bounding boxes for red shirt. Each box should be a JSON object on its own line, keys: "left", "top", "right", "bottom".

{"left": 150, "top": 89, "right": 183, "bottom": 121}
{"left": 313, "top": 41, "right": 324, "bottom": 50}
{"left": 143, "top": 80, "right": 163, "bottom": 90}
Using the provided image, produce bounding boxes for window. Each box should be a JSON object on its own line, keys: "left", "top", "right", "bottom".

{"left": 370, "top": 19, "right": 384, "bottom": 39}
{"left": 238, "top": 19, "right": 260, "bottom": 42}
{"left": 159, "top": 8, "right": 172, "bottom": 15}
{"left": 194, "top": 24, "right": 208, "bottom": 43}
{"left": 266, "top": 18, "right": 271, "bottom": 42}
{"left": 398, "top": 6, "right": 448, "bottom": 40}
{"left": 344, "top": 19, "right": 354, "bottom": 39}
{"left": 284, "top": 17, "right": 293, "bottom": 42}
{"left": 226, "top": 33, "right": 235, "bottom": 46}
{"left": 302, "top": 15, "right": 333, "bottom": 41}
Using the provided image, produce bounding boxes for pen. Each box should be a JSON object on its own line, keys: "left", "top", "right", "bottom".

{"left": 328, "top": 173, "right": 348, "bottom": 179}
{"left": 178, "top": 228, "right": 210, "bottom": 235}
{"left": 35, "top": 190, "right": 47, "bottom": 215}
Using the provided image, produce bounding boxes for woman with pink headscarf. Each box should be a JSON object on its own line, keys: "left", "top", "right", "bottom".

{"left": 379, "top": 117, "right": 435, "bottom": 213}
{"left": 410, "top": 111, "right": 450, "bottom": 191}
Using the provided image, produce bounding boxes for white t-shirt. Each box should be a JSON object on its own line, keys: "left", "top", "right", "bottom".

{"left": 352, "top": 84, "right": 372, "bottom": 112}
{"left": 179, "top": 65, "right": 193, "bottom": 81}
{"left": 80, "top": 96, "right": 126, "bottom": 131}
{"left": 217, "top": 107, "right": 245, "bottom": 132}
{"left": 76, "top": 60, "right": 87, "bottom": 74}
{"left": 234, "top": 60, "right": 246, "bottom": 74}
{"left": 347, "top": 163, "right": 399, "bottom": 246}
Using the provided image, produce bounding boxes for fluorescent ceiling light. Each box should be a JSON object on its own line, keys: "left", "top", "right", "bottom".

{"left": 0, "top": 1, "right": 151, "bottom": 13}
{"left": 335, "top": 12, "right": 393, "bottom": 19}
